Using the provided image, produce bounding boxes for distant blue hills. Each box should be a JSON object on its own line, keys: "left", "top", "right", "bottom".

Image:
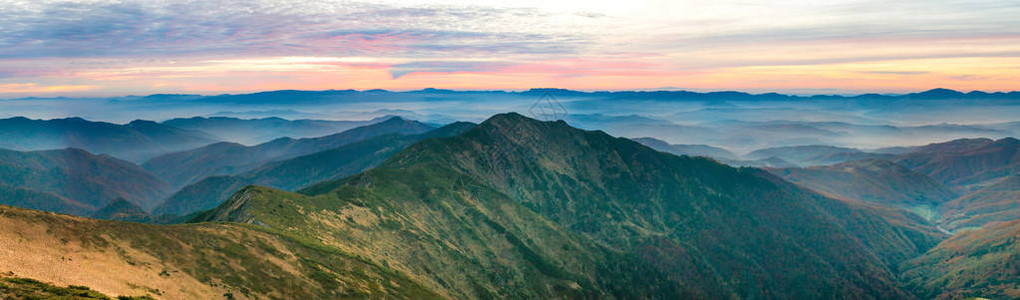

{"left": 10, "top": 88, "right": 1020, "bottom": 103}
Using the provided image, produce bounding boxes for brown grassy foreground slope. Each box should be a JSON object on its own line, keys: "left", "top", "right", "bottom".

{"left": 0, "top": 205, "right": 437, "bottom": 299}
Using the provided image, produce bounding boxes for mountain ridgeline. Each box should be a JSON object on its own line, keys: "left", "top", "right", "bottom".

{"left": 161, "top": 116, "right": 385, "bottom": 145}
{"left": 0, "top": 117, "right": 217, "bottom": 163}
{"left": 0, "top": 148, "right": 171, "bottom": 213}
{"left": 142, "top": 116, "right": 435, "bottom": 189}
{"left": 195, "top": 113, "right": 944, "bottom": 298}
{"left": 894, "top": 137, "right": 1020, "bottom": 193}
{"left": 153, "top": 121, "right": 476, "bottom": 216}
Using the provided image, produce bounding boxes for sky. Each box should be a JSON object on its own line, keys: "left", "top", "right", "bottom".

{"left": 0, "top": 0, "right": 1018, "bottom": 97}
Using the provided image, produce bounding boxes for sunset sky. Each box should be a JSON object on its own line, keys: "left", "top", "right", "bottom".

{"left": 1, "top": 0, "right": 1018, "bottom": 97}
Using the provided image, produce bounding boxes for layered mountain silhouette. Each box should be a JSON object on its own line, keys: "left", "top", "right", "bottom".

{"left": 0, "top": 148, "right": 170, "bottom": 213}
{"left": 0, "top": 117, "right": 217, "bottom": 162}
{"left": 142, "top": 117, "right": 434, "bottom": 189}
{"left": 631, "top": 137, "right": 737, "bottom": 160}
{"left": 161, "top": 116, "right": 386, "bottom": 145}
{"left": 153, "top": 121, "right": 476, "bottom": 216}
{"left": 746, "top": 145, "right": 895, "bottom": 166}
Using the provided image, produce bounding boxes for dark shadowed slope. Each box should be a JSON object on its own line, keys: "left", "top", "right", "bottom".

{"left": 161, "top": 116, "right": 386, "bottom": 145}
{"left": 894, "top": 137, "right": 1020, "bottom": 192}
{"left": 89, "top": 198, "right": 153, "bottom": 223}
{"left": 770, "top": 159, "right": 957, "bottom": 220}
{"left": 631, "top": 137, "right": 737, "bottom": 160}
{"left": 938, "top": 174, "right": 1020, "bottom": 231}
{"left": 0, "top": 148, "right": 170, "bottom": 212}
{"left": 0, "top": 275, "right": 132, "bottom": 299}
{"left": 153, "top": 122, "right": 475, "bottom": 216}
{"left": 210, "top": 113, "right": 943, "bottom": 299}
{"left": 0, "top": 204, "right": 438, "bottom": 299}
{"left": 142, "top": 117, "right": 435, "bottom": 188}
{"left": 0, "top": 117, "right": 218, "bottom": 163}
{"left": 0, "top": 184, "right": 93, "bottom": 216}
{"left": 902, "top": 219, "right": 1020, "bottom": 300}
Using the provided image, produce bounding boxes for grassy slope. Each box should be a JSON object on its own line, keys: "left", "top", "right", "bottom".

{"left": 225, "top": 113, "right": 943, "bottom": 298}
{"left": 901, "top": 219, "right": 1020, "bottom": 299}
{"left": 387, "top": 113, "right": 946, "bottom": 298}
{"left": 0, "top": 275, "right": 154, "bottom": 299}
{"left": 0, "top": 205, "right": 437, "bottom": 299}
{"left": 196, "top": 169, "right": 682, "bottom": 299}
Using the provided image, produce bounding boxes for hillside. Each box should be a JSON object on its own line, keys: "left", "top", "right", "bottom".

{"left": 0, "top": 117, "right": 217, "bottom": 162}
{"left": 143, "top": 117, "right": 435, "bottom": 188}
{"left": 938, "top": 174, "right": 1020, "bottom": 231}
{"left": 0, "top": 184, "right": 93, "bottom": 216}
{"left": 720, "top": 156, "right": 798, "bottom": 168}
{"left": 770, "top": 159, "right": 958, "bottom": 220}
{"left": 0, "top": 275, "right": 139, "bottom": 299}
{"left": 206, "top": 113, "right": 944, "bottom": 298}
{"left": 0, "top": 148, "right": 171, "bottom": 213}
{"left": 161, "top": 116, "right": 383, "bottom": 145}
{"left": 745, "top": 145, "right": 873, "bottom": 166}
{"left": 894, "top": 137, "right": 1020, "bottom": 192}
{"left": 89, "top": 198, "right": 154, "bottom": 223}
{"left": 0, "top": 204, "right": 437, "bottom": 299}
{"left": 153, "top": 122, "right": 476, "bottom": 216}
{"left": 631, "top": 137, "right": 737, "bottom": 160}
{"left": 901, "top": 219, "right": 1020, "bottom": 299}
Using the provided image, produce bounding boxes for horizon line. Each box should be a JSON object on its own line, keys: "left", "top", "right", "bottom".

{"left": 5, "top": 87, "right": 1019, "bottom": 101}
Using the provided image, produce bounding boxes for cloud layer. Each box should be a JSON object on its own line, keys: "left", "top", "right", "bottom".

{"left": 1, "top": 0, "right": 1018, "bottom": 96}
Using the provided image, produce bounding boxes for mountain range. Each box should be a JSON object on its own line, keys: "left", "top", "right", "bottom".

{"left": 216, "top": 113, "right": 943, "bottom": 298}
{"left": 745, "top": 145, "right": 896, "bottom": 166}
{"left": 0, "top": 113, "right": 948, "bottom": 299}
{"left": 0, "top": 117, "right": 217, "bottom": 163}
{"left": 142, "top": 117, "right": 434, "bottom": 189}
{"left": 894, "top": 137, "right": 1020, "bottom": 193}
{"left": 631, "top": 137, "right": 738, "bottom": 160}
{"left": 153, "top": 121, "right": 476, "bottom": 216}
{"left": 161, "top": 116, "right": 386, "bottom": 145}
{"left": 1, "top": 111, "right": 1020, "bottom": 298}
{"left": 0, "top": 148, "right": 170, "bottom": 213}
